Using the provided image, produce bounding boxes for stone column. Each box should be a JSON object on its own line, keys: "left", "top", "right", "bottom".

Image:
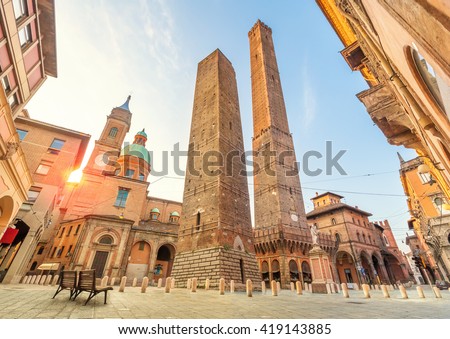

{"left": 271, "top": 280, "right": 278, "bottom": 296}
{"left": 381, "top": 284, "right": 390, "bottom": 298}
{"left": 141, "top": 277, "right": 149, "bottom": 293}
{"left": 119, "top": 276, "right": 127, "bottom": 292}
{"left": 165, "top": 277, "right": 172, "bottom": 293}
{"left": 399, "top": 285, "right": 408, "bottom": 299}
{"left": 416, "top": 286, "right": 425, "bottom": 298}
{"left": 219, "top": 278, "right": 225, "bottom": 295}
{"left": 246, "top": 279, "right": 253, "bottom": 297}
{"left": 341, "top": 283, "right": 349, "bottom": 298}
{"left": 362, "top": 284, "right": 371, "bottom": 298}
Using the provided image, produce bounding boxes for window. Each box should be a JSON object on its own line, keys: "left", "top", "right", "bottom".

{"left": 418, "top": 172, "right": 432, "bottom": 185}
{"left": 56, "top": 246, "right": 65, "bottom": 258}
{"left": 26, "top": 188, "right": 40, "bottom": 203}
{"left": 344, "top": 269, "right": 353, "bottom": 283}
{"left": 59, "top": 227, "right": 65, "bottom": 238}
{"left": 48, "top": 138, "right": 65, "bottom": 153}
{"left": 37, "top": 246, "right": 44, "bottom": 255}
{"left": 138, "top": 172, "right": 145, "bottom": 181}
{"left": 30, "top": 261, "right": 37, "bottom": 271}
{"left": 138, "top": 242, "right": 145, "bottom": 251}
{"left": 196, "top": 211, "right": 201, "bottom": 226}
{"left": 383, "top": 234, "right": 390, "bottom": 246}
{"left": 410, "top": 45, "right": 450, "bottom": 118}
{"left": 331, "top": 218, "right": 336, "bottom": 225}
{"left": 13, "top": 0, "right": 28, "bottom": 20}
{"left": 36, "top": 163, "right": 51, "bottom": 175}
{"left": 99, "top": 235, "right": 113, "bottom": 245}
{"left": 17, "top": 129, "right": 27, "bottom": 140}
{"left": 108, "top": 127, "right": 118, "bottom": 138}
{"left": 114, "top": 188, "right": 129, "bottom": 208}
{"left": 67, "top": 226, "right": 73, "bottom": 236}
{"left": 357, "top": 233, "right": 361, "bottom": 242}
{"left": 125, "top": 169, "right": 135, "bottom": 178}
{"left": 8, "top": 93, "right": 18, "bottom": 107}
{"left": 362, "top": 234, "right": 366, "bottom": 243}
{"left": 74, "top": 224, "right": 81, "bottom": 235}
{"left": 50, "top": 247, "right": 57, "bottom": 258}
{"left": 18, "top": 24, "right": 32, "bottom": 47}
{"left": 66, "top": 245, "right": 73, "bottom": 257}
{"left": 2, "top": 75, "right": 11, "bottom": 92}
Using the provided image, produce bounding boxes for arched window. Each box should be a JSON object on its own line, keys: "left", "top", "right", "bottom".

{"left": 108, "top": 127, "right": 118, "bottom": 138}
{"left": 196, "top": 211, "right": 201, "bottom": 226}
{"left": 357, "top": 233, "right": 361, "bottom": 242}
{"left": 335, "top": 233, "right": 341, "bottom": 242}
{"left": 30, "top": 261, "right": 38, "bottom": 270}
{"left": 409, "top": 45, "right": 450, "bottom": 118}
{"left": 331, "top": 218, "right": 336, "bottom": 225}
{"left": 362, "top": 234, "right": 366, "bottom": 243}
{"left": 448, "top": 233, "right": 450, "bottom": 244}
{"left": 368, "top": 235, "right": 372, "bottom": 244}
{"left": 99, "top": 235, "right": 113, "bottom": 245}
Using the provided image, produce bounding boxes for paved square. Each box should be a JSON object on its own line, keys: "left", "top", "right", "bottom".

{"left": 0, "top": 284, "right": 449, "bottom": 319}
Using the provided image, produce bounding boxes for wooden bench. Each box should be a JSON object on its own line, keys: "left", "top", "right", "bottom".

{"left": 72, "top": 269, "right": 113, "bottom": 305}
{"left": 52, "top": 270, "right": 77, "bottom": 300}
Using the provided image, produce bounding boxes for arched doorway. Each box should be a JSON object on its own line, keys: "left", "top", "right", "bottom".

{"left": 0, "top": 219, "right": 30, "bottom": 283}
{"left": 261, "top": 261, "right": 269, "bottom": 287}
{"left": 360, "top": 253, "right": 374, "bottom": 284}
{"left": 372, "top": 255, "right": 383, "bottom": 284}
{"left": 289, "top": 260, "right": 299, "bottom": 282}
{"left": 271, "top": 259, "right": 280, "bottom": 282}
{"left": 126, "top": 241, "right": 151, "bottom": 281}
{"left": 301, "top": 261, "right": 312, "bottom": 285}
{"left": 154, "top": 244, "right": 175, "bottom": 283}
{"left": 90, "top": 235, "right": 114, "bottom": 278}
{"left": 335, "top": 251, "right": 356, "bottom": 286}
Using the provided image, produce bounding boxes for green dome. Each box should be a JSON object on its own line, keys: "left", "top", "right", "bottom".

{"left": 137, "top": 129, "right": 147, "bottom": 138}
{"left": 170, "top": 211, "right": 180, "bottom": 217}
{"left": 151, "top": 208, "right": 160, "bottom": 213}
{"left": 120, "top": 144, "right": 151, "bottom": 164}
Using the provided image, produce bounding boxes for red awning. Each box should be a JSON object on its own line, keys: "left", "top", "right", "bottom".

{"left": 0, "top": 228, "right": 19, "bottom": 244}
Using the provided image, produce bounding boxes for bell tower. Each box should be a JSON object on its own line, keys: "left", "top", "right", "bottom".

{"left": 84, "top": 96, "right": 132, "bottom": 175}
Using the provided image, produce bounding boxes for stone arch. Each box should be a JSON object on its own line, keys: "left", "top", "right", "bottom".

{"left": 261, "top": 260, "right": 269, "bottom": 285}
{"left": 126, "top": 240, "right": 152, "bottom": 281}
{"left": 289, "top": 259, "right": 299, "bottom": 282}
{"left": 335, "top": 251, "right": 356, "bottom": 285}
{"left": 271, "top": 259, "right": 281, "bottom": 282}
{"left": 301, "top": 261, "right": 312, "bottom": 284}
{"left": 154, "top": 243, "right": 176, "bottom": 280}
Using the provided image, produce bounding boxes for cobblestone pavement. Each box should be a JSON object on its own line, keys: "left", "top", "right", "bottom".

{"left": 0, "top": 284, "right": 449, "bottom": 319}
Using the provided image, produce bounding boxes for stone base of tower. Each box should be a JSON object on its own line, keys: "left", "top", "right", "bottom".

{"left": 309, "top": 244, "right": 334, "bottom": 294}
{"left": 171, "top": 247, "right": 261, "bottom": 290}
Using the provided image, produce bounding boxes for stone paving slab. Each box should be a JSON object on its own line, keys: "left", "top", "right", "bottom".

{"left": 0, "top": 284, "right": 449, "bottom": 319}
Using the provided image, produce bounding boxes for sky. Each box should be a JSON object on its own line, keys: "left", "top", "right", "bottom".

{"left": 26, "top": 0, "right": 418, "bottom": 251}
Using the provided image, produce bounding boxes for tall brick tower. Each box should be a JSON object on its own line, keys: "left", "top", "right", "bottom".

{"left": 249, "top": 20, "right": 332, "bottom": 288}
{"left": 171, "top": 49, "right": 260, "bottom": 288}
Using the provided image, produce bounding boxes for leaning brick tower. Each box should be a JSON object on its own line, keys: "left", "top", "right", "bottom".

{"left": 249, "top": 20, "right": 318, "bottom": 288}
{"left": 170, "top": 49, "right": 261, "bottom": 289}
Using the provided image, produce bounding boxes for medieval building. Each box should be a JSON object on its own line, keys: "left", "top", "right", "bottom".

{"left": 23, "top": 97, "right": 181, "bottom": 285}
{"left": 399, "top": 154, "right": 450, "bottom": 283}
{"left": 249, "top": 20, "right": 334, "bottom": 289}
{"left": 170, "top": 49, "right": 261, "bottom": 289}
{"left": 0, "top": 0, "right": 57, "bottom": 257}
{"left": 306, "top": 192, "right": 410, "bottom": 285}
{"left": 316, "top": 1, "right": 450, "bottom": 277}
